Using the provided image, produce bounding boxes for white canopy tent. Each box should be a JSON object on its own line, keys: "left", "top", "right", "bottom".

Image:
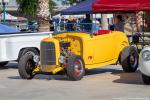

{"left": 53, "top": 13, "right": 113, "bottom": 19}
{"left": 53, "top": 14, "right": 85, "bottom": 19}
{"left": 0, "top": 12, "right": 17, "bottom": 21}
{"left": 0, "top": 0, "right": 9, "bottom": 3}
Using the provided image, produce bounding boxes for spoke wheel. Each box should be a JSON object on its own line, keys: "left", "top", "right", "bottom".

{"left": 66, "top": 56, "right": 85, "bottom": 81}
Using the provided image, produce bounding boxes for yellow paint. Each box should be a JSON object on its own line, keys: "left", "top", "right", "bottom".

{"left": 52, "top": 67, "right": 64, "bottom": 74}
{"left": 40, "top": 31, "right": 129, "bottom": 73}
{"left": 32, "top": 65, "right": 41, "bottom": 74}
{"left": 32, "top": 65, "right": 63, "bottom": 74}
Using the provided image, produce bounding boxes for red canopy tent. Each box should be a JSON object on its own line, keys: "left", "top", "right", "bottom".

{"left": 93, "top": 0, "right": 150, "bottom": 13}
{"left": 93, "top": 0, "right": 150, "bottom": 46}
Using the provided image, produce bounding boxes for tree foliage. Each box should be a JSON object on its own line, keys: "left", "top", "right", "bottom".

{"left": 59, "top": 0, "right": 85, "bottom": 5}
{"left": 16, "top": 0, "right": 56, "bottom": 17}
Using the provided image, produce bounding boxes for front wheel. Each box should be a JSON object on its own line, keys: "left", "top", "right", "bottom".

{"left": 66, "top": 56, "right": 85, "bottom": 81}
{"left": 18, "top": 54, "right": 36, "bottom": 79}
{"left": 121, "top": 46, "right": 139, "bottom": 72}
{"left": 142, "top": 74, "right": 150, "bottom": 85}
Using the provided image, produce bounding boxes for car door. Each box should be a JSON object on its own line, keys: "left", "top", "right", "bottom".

{"left": 91, "top": 33, "right": 116, "bottom": 64}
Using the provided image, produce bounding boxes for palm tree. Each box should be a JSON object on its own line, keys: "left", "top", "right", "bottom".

{"left": 37, "top": 0, "right": 50, "bottom": 32}
{"left": 16, "top": 0, "right": 56, "bottom": 32}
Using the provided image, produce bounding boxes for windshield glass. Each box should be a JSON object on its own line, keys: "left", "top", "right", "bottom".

{"left": 54, "top": 22, "right": 101, "bottom": 34}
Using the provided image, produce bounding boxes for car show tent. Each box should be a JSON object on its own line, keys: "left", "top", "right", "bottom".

{"left": 92, "top": 0, "right": 150, "bottom": 47}
{"left": 0, "top": 24, "right": 20, "bottom": 34}
{"left": 0, "top": 12, "right": 17, "bottom": 21}
{"left": 61, "top": 0, "right": 96, "bottom": 15}
{"left": 93, "top": 0, "right": 150, "bottom": 13}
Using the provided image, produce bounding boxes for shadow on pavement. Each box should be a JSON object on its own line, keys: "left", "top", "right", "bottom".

{"left": 85, "top": 68, "right": 123, "bottom": 76}
{"left": 111, "top": 70, "right": 143, "bottom": 85}
{"left": 0, "top": 62, "right": 18, "bottom": 70}
{"left": 8, "top": 66, "right": 143, "bottom": 85}
{"left": 8, "top": 67, "right": 120, "bottom": 81}
{"left": 8, "top": 71, "right": 69, "bottom": 81}
{"left": 0, "top": 66, "right": 9, "bottom": 70}
{"left": 8, "top": 74, "right": 69, "bottom": 81}
{"left": 86, "top": 68, "right": 143, "bottom": 85}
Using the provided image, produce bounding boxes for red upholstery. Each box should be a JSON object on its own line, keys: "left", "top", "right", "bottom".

{"left": 95, "top": 30, "right": 112, "bottom": 35}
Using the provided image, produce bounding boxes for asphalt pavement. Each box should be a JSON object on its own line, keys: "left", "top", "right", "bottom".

{"left": 0, "top": 62, "right": 150, "bottom": 100}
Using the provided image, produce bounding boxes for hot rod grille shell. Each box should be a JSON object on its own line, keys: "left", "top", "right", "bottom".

{"left": 41, "top": 42, "right": 56, "bottom": 65}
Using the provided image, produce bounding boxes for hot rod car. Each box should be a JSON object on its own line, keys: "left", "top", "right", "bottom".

{"left": 18, "top": 30, "right": 139, "bottom": 81}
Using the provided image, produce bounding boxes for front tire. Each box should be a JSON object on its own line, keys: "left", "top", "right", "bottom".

{"left": 18, "top": 54, "right": 36, "bottom": 79}
{"left": 66, "top": 56, "right": 85, "bottom": 81}
{"left": 18, "top": 48, "right": 39, "bottom": 61}
{"left": 121, "top": 46, "right": 139, "bottom": 72}
{"left": 142, "top": 74, "right": 150, "bottom": 85}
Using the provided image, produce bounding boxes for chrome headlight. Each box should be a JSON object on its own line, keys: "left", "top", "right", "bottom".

{"left": 142, "top": 50, "right": 150, "bottom": 61}
{"left": 33, "top": 55, "right": 40, "bottom": 63}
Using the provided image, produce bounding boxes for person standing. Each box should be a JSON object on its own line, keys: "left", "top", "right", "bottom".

{"left": 66, "top": 16, "right": 75, "bottom": 31}
{"left": 81, "top": 14, "right": 92, "bottom": 32}
{"left": 114, "top": 15, "right": 124, "bottom": 32}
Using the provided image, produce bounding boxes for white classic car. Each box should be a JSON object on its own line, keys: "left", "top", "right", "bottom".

{"left": 0, "top": 32, "right": 52, "bottom": 66}
{"left": 139, "top": 47, "right": 150, "bottom": 85}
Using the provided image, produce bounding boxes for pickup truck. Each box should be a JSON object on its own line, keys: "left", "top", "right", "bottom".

{"left": 0, "top": 32, "right": 52, "bottom": 66}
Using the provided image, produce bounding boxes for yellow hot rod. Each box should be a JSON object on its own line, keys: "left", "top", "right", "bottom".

{"left": 18, "top": 30, "right": 138, "bottom": 81}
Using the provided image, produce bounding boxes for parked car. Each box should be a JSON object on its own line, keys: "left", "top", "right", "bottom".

{"left": 28, "top": 21, "right": 38, "bottom": 32}
{"left": 139, "top": 47, "right": 150, "bottom": 85}
{"left": 18, "top": 29, "right": 139, "bottom": 81}
{"left": 0, "top": 32, "right": 52, "bottom": 66}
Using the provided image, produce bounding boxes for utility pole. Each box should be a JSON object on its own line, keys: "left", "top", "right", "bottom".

{"left": 1, "top": 0, "right": 9, "bottom": 24}
{"left": 2, "top": 0, "right": 6, "bottom": 23}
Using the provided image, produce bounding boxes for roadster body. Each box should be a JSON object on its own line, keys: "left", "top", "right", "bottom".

{"left": 18, "top": 30, "right": 139, "bottom": 81}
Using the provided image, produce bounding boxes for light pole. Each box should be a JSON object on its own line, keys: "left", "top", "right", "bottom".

{"left": 2, "top": 0, "right": 6, "bottom": 23}
{"left": 1, "top": 0, "right": 9, "bottom": 24}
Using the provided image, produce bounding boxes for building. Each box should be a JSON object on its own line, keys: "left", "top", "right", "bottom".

{"left": 0, "top": 0, "right": 18, "bottom": 12}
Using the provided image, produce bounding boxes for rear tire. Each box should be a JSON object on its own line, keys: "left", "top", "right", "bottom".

{"left": 18, "top": 54, "right": 36, "bottom": 79}
{"left": 66, "top": 56, "right": 85, "bottom": 81}
{"left": 121, "top": 46, "right": 139, "bottom": 72}
{"left": 142, "top": 74, "right": 150, "bottom": 85}
{"left": 0, "top": 62, "right": 8, "bottom": 67}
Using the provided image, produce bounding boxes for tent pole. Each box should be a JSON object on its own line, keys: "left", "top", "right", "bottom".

{"left": 142, "top": 12, "right": 145, "bottom": 48}
{"left": 91, "top": 13, "right": 94, "bottom": 38}
{"left": 2, "top": 1, "right": 6, "bottom": 24}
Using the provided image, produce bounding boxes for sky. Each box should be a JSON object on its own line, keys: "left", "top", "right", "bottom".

{"left": 53, "top": 0, "right": 62, "bottom": 6}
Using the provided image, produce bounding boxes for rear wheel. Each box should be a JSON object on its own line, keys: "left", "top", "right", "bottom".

{"left": 0, "top": 62, "right": 8, "bottom": 67}
{"left": 66, "top": 56, "right": 85, "bottom": 81}
{"left": 121, "top": 46, "right": 138, "bottom": 72}
{"left": 142, "top": 74, "right": 150, "bottom": 85}
{"left": 18, "top": 54, "right": 36, "bottom": 79}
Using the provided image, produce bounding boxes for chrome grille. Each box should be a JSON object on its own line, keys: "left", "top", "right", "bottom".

{"left": 41, "top": 42, "right": 56, "bottom": 65}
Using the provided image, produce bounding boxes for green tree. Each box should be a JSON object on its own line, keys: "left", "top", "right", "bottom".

{"left": 59, "top": 0, "right": 85, "bottom": 5}
{"left": 16, "top": 0, "right": 56, "bottom": 32}
{"left": 16, "top": 0, "right": 56, "bottom": 17}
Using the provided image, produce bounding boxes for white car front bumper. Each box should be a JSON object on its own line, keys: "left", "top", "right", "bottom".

{"left": 139, "top": 47, "right": 150, "bottom": 76}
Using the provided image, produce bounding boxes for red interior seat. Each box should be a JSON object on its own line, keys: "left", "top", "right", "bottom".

{"left": 95, "top": 30, "right": 112, "bottom": 35}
